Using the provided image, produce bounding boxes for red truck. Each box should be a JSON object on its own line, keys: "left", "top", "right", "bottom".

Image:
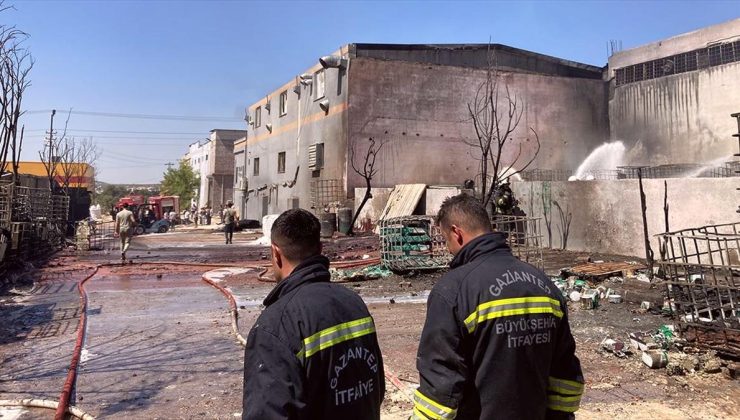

{"left": 114, "top": 195, "right": 179, "bottom": 234}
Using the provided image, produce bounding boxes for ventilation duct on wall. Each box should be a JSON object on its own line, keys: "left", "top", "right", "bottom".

{"left": 318, "top": 99, "right": 330, "bottom": 114}
{"left": 319, "top": 55, "right": 347, "bottom": 69}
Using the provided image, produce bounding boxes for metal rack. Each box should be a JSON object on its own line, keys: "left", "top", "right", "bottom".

{"left": 379, "top": 215, "right": 451, "bottom": 271}
{"left": 492, "top": 215, "right": 545, "bottom": 270}
{"left": 310, "top": 179, "right": 343, "bottom": 212}
{"left": 657, "top": 222, "right": 740, "bottom": 357}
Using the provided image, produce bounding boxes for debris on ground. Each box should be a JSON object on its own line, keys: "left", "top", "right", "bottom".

{"left": 561, "top": 261, "right": 646, "bottom": 281}
{"left": 601, "top": 337, "right": 631, "bottom": 358}
{"left": 330, "top": 264, "right": 393, "bottom": 282}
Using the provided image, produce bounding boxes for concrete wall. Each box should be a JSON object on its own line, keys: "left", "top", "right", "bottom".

{"left": 183, "top": 141, "right": 210, "bottom": 208}
{"left": 353, "top": 187, "right": 393, "bottom": 229}
{"left": 608, "top": 18, "right": 740, "bottom": 76}
{"left": 205, "top": 130, "right": 245, "bottom": 211}
{"left": 346, "top": 57, "right": 609, "bottom": 194}
{"left": 608, "top": 19, "right": 740, "bottom": 166}
{"left": 421, "top": 186, "right": 464, "bottom": 215}
{"left": 233, "top": 141, "right": 247, "bottom": 218}
{"left": 609, "top": 62, "right": 739, "bottom": 166}
{"left": 244, "top": 48, "right": 350, "bottom": 219}
{"left": 511, "top": 178, "right": 739, "bottom": 257}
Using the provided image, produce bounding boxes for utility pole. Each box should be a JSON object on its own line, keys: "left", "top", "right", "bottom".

{"left": 243, "top": 107, "right": 249, "bottom": 219}
{"left": 44, "top": 109, "right": 57, "bottom": 191}
{"left": 165, "top": 162, "right": 174, "bottom": 170}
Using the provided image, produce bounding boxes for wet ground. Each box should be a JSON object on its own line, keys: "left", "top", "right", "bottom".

{"left": 1, "top": 229, "right": 738, "bottom": 419}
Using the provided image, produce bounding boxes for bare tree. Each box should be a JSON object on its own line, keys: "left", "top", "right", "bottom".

{"left": 0, "top": 3, "right": 33, "bottom": 183}
{"left": 348, "top": 137, "right": 386, "bottom": 235}
{"left": 58, "top": 136, "right": 99, "bottom": 196}
{"left": 552, "top": 200, "right": 572, "bottom": 250}
{"left": 465, "top": 47, "right": 540, "bottom": 210}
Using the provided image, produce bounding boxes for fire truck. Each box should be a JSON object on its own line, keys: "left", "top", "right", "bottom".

{"left": 114, "top": 195, "right": 179, "bottom": 234}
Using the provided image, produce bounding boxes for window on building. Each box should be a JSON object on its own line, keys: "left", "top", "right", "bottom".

{"left": 205, "top": 155, "right": 208, "bottom": 161}
{"left": 279, "top": 91, "right": 288, "bottom": 116}
{"left": 308, "top": 142, "right": 324, "bottom": 170}
{"left": 277, "top": 152, "right": 286, "bottom": 174}
{"left": 254, "top": 106, "right": 262, "bottom": 127}
{"left": 234, "top": 166, "right": 242, "bottom": 186}
{"left": 253, "top": 157, "right": 260, "bottom": 176}
{"left": 314, "top": 70, "right": 325, "bottom": 99}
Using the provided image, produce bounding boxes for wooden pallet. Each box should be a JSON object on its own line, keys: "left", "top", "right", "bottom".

{"left": 563, "top": 261, "right": 646, "bottom": 279}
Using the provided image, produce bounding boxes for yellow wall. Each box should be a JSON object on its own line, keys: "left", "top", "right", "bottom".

{"left": 5, "top": 161, "right": 95, "bottom": 190}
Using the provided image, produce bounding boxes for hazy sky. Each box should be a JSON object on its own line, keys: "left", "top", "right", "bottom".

{"left": 10, "top": 0, "right": 738, "bottom": 183}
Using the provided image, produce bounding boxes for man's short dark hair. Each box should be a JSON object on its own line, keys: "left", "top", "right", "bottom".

{"left": 271, "top": 209, "right": 322, "bottom": 262}
{"left": 436, "top": 193, "right": 492, "bottom": 233}
{"left": 122, "top": 203, "right": 129, "bottom": 208}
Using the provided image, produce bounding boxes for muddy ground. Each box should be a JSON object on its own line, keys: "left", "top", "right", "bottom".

{"left": 1, "top": 229, "right": 738, "bottom": 419}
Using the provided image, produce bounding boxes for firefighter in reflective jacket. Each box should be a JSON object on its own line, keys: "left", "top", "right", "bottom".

{"left": 243, "top": 209, "right": 385, "bottom": 419}
{"left": 413, "top": 194, "right": 584, "bottom": 420}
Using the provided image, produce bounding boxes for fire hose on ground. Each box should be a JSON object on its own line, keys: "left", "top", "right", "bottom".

{"left": 8, "top": 257, "right": 395, "bottom": 419}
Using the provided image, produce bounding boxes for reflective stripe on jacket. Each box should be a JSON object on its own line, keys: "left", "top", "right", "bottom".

{"left": 415, "top": 233, "right": 584, "bottom": 420}
{"left": 243, "top": 255, "right": 385, "bottom": 420}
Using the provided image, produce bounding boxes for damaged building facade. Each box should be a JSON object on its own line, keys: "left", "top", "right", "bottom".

{"left": 240, "top": 43, "right": 608, "bottom": 218}
{"left": 238, "top": 19, "right": 739, "bottom": 259}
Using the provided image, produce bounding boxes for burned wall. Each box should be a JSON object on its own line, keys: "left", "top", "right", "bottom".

{"left": 608, "top": 18, "right": 740, "bottom": 166}
{"left": 346, "top": 57, "right": 609, "bottom": 195}
{"left": 512, "top": 178, "right": 739, "bottom": 257}
{"left": 609, "top": 62, "right": 740, "bottom": 165}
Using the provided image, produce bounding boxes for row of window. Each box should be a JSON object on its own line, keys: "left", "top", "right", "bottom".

{"left": 190, "top": 154, "right": 208, "bottom": 166}
{"left": 234, "top": 143, "right": 325, "bottom": 184}
{"left": 252, "top": 69, "right": 328, "bottom": 127}
{"left": 614, "top": 40, "right": 740, "bottom": 86}
{"left": 249, "top": 152, "right": 284, "bottom": 176}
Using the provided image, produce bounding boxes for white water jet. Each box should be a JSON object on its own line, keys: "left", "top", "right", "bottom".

{"left": 499, "top": 165, "right": 523, "bottom": 182}
{"left": 571, "top": 141, "right": 626, "bottom": 181}
{"left": 682, "top": 155, "right": 735, "bottom": 178}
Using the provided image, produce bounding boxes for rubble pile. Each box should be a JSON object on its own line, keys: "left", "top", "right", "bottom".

{"left": 552, "top": 262, "right": 738, "bottom": 380}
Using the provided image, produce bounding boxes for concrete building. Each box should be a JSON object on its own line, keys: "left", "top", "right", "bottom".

{"left": 233, "top": 138, "right": 247, "bottom": 218}
{"left": 608, "top": 18, "right": 740, "bottom": 165}
{"left": 184, "top": 140, "right": 210, "bottom": 208}
{"left": 184, "top": 129, "right": 246, "bottom": 210}
{"left": 240, "top": 44, "right": 609, "bottom": 219}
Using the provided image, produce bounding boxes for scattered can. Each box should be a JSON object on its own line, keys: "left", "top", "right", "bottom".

{"left": 642, "top": 350, "right": 668, "bottom": 369}
{"left": 581, "top": 291, "right": 599, "bottom": 310}
{"left": 608, "top": 294, "right": 623, "bottom": 304}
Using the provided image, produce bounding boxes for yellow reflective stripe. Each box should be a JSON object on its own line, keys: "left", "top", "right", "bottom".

{"left": 296, "top": 316, "right": 376, "bottom": 360}
{"left": 464, "top": 297, "right": 563, "bottom": 333}
{"left": 413, "top": 390, "right": 457, "bottom": 419}
{"left": 412, "top": 407, "right": 432, "bottom": 420}
{"left": 548, "top": 394, "right": 581, "bottom": 413}
{"left": 548, "top": 376, "right": 584, "bottom": 396}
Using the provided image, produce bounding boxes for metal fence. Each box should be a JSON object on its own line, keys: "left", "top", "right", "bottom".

{"left": 492, "top": 215, "right": 545, "bottom": 270}
{"left": 657, "top": 222, "right": 740, "bottom": 357}
{"left": 75, "top": 220, "right": 117, "bottom": 252}
{"left": 521, "top": 163, "right": 739, "bottom": 182}
{"left": 310, "top": 179, "right": 344, "bottom": 213}
{"left": 379, "top": 215, "right": 451, "bottom": 271}
{"left": 0, "top": 183, "right": 70, "bottom": 267}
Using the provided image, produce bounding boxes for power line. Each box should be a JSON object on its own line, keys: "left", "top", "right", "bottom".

{"left": 44, "top": 135, "right": 197, "bottom": 140}
{"left": 25, "top": 128, "right": 206, "bottom": 135}
{"left": 26, "top": 109, "right": 243, "bottom": 122}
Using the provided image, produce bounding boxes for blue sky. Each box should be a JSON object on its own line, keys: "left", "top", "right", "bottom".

{"left": 10, "top": 0, "right": 738, "bottom": 183}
